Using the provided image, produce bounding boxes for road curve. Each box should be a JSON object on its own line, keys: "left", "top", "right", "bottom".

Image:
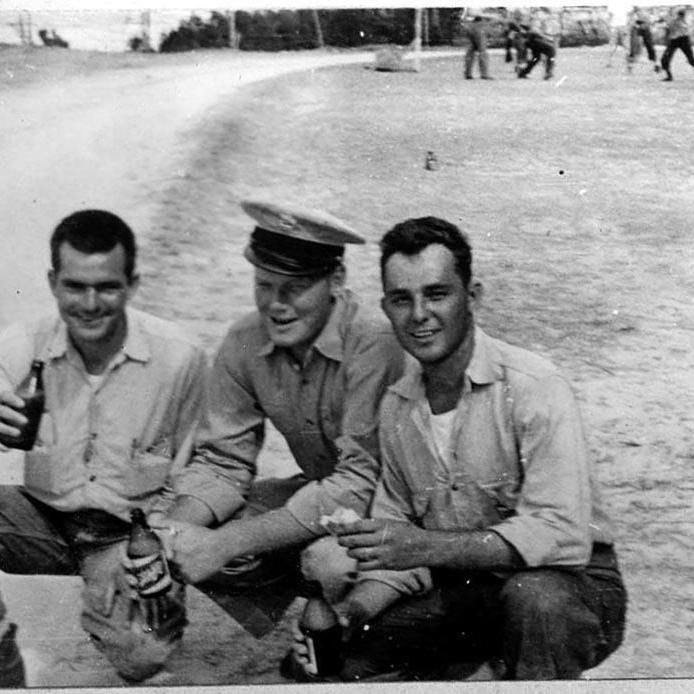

{"left": 1, "top": 50, "right": 380, "bottom": 326}
{"left": 0, "top": 48, "right": 459, "bottom": 326}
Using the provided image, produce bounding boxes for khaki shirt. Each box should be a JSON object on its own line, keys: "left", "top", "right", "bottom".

{"left": 363, "top": 327, "right": 615, "bottom": 595}
{"left": 0, "top": 309, "right": 207, "bottom": 521}
{"left": 175, "top": 289, "right": 405, "bottom": 532}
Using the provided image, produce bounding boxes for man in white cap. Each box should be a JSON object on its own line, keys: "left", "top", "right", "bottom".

{"left": 158, "top": 200, "right": 404, "bottom": 639}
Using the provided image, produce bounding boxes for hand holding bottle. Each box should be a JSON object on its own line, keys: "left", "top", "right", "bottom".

{"left": 0, "top": 361, "right": 45, "bottom": 451}
{"left": 0, "top": 391, "right": 28, "bottom": 442}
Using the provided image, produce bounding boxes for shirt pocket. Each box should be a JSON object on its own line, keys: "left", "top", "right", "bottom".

{"left": 476, "top": 476, "right": 520, "bottom": 521}
{"left": 25, "top": 442, "right": 79, "bottom": 497}
{"left": 124, "top": 443, "right": 172, "bottom": 498}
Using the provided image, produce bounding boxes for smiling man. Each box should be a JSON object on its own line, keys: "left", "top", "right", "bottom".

{"left": 324, "top": 216, "right": 627, "bottom": 681}
{"left": 0, "top": 209, "right": 207, "bottom": 683}
{"left": 162, "top": 200, "right": 404, "bottom": 642}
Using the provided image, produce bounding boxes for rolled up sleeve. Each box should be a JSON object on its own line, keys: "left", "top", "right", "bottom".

{"left": 355, "top": 399, "right": 432, "bottom": 597}
{"left": 491, "top": 374, "right": 592, "bottom": 568}
{"left": 285, "top": 330, "right": 405, "bottom": 533}
{"left": 174, "top": 336, "right": 261, "bottom": 523}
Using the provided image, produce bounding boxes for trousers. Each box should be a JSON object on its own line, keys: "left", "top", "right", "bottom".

{"left": 464, "top": 43, "right": 490, "bottom": 78}
{"left": 629, "top": 25, "right": 657, "bottom": 63}
{"left": 0, "top": 486, "right": 186, "bottom": 682}
{"left": 661, "top": 36, "right": 694, "bottom": 77}
{"left": 340, "top": 544, "right": 627, "bottom": 681}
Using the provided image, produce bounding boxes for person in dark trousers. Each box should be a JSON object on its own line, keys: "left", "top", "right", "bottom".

{"left": 660, "top": 7, "right": 694, "bottom": 81}
{"left": 463, "top": 12, "right": 493, "bottom": 80}
{"left": 629, "top": 7, "right": 660, "bottom": 73}
{"left": 516, "top": 23, "right": 556, "bottom": 80}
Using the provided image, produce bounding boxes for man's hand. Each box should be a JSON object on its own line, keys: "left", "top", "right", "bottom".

{"left": 336, "top": 519, "right": 430, "bottom": 571}
{"left": 151, "top": 519, "right": 231, "bottom": 584}
{"left": 0, "top": 391, "right": 27, "bottom": 440}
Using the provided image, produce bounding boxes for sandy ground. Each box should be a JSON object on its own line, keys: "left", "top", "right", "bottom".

{"left": 3, "top": 41, "right": 694, "bottom": 691}
{"left": 0, "top": 46, "right": 459, "bottom": 688}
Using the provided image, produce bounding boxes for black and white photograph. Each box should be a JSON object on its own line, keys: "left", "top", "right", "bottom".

{"left": 0, "top": 0, "right": 693, "bottom": 688}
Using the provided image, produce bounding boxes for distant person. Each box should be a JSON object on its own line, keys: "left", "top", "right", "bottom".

{"left": 0, "top": 210, "right": 207, "bottom": 683}
{"left": 660, "top": 7, "right": 694, "bottom": 81}
{"left": 629, "top": 7, "right": 660, "bottom": 73}
{"left": 290, "top": 216, "right": 627, "bottom": 681}
{"left": 504, "top": 13, "right": 528, "bottom": 70}
{"left": 462, "top": 11, "right": 494, "bottom": 80}
{"left": 516, "top": 20, "right": 557, "bottom": 80}
{"left": 605, "top": 1, "right": 630, "bottom": 68}
{"left": 154, "top": 201, "right": 404, "bottom": 651}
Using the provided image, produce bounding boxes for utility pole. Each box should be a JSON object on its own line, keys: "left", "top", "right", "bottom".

{"left": 312, "top": 9, "right": 324, "bottom": 49}
{"left": 140, "top": 10, "right": 152, "bottom": 51}
{"left": 413, "top": 7, "right": 422, "bottom": 72}
{"left": 12, "top": 10, "right": 33, "bottom": 45}
{"left": 226, "top": 10, "right": 238, "bottom": 48}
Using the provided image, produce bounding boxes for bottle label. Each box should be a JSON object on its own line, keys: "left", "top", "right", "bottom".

{"left": 129, "top": 552, "right": 172, "bottom": 597}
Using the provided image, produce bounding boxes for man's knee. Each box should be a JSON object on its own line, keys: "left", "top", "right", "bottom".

{"left": 80, "top": 545, "right": 187, "bottom": 682}
{"left": 501, "top": 571, "right": 572, "bottom": 625}
{"left": 300, "top": 536, "right": 357, "bottom": 603}
{"left": 500, "top": 570, "right": 604, "bottom": 677}
{"left": 85, "top": 623, "right": 182, "bottom": 682}
{"left": 82, "top": 594, "right": 186, "bottom": 682}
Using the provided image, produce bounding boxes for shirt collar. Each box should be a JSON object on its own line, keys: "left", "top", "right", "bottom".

{"left": 258, "top": 290, "right": 349, "bottom": 362}
{"left": 45, "top": 309, "right": 151, "bottom": 365}
{"left": 390, "top": 325, "right": 503, "bottom": 401}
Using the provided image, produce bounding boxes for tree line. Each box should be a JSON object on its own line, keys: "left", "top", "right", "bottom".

{"left": 147, "top": 7, "right": 670, "bottom": 54}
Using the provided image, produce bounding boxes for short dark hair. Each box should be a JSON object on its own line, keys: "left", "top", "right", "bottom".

{"left": 380, "top": 216, "right": 473, "bottom": 287}
{"left": 50, "top": 209, "right": 137, "bottom": 280}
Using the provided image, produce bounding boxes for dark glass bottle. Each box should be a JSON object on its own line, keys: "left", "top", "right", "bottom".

{"left": 127, "top": 508, "right": 172, "bottom": 598}
{"left": 0, "top": 623, "right": 25, "bottom": 687}
{"left": 299, "top": 589, "right": 343, "bottom": 677}
{"left": 0, "top": 360, "right": 45, "bottom": 451}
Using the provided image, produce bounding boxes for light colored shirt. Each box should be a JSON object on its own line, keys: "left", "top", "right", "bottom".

{"left": 0, "top": 308, "right": 207, "bottom": 521}
{"left": 363, "top": 326, "right": 615, "bottom": 595}
{"left": 175, "top": 289, "right": 405, "bottom": 533}
{"left": 667, "top": 15, "right": 690, "bottom": 40}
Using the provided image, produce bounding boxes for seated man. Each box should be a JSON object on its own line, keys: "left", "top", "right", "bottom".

{"left": 0, "top": 210, "right": 207, "bottom": 683}
{"left": 160, "top": 200, "right": 404, "bottom": 638}
{"left": 319, "top": 216, "right": 626, "bottom": 680}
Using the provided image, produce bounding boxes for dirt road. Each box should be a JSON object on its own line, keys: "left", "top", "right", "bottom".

{"left": 1, "top": 50, "right": 383, "bottom": 326}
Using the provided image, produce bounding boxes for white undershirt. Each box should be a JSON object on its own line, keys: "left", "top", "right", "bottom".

{"left": 427, "top": 404, "right": 457, "bottom": 462}
{"left": 87, "top": 373, "right": 106, "bottom": 390}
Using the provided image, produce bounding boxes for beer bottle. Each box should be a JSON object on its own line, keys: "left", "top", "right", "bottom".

{"left": 0, "top": 360, "right": 45, "bottom": 451}
{"left": 127, "top": 508, "right": 172, "bottom": 598}
{"left": 299, "top": 585, "right": 343, "bottom": 677}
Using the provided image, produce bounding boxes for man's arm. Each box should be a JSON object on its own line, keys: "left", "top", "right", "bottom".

{"left": 338, "top": 520, "right": 523, "bottom": 572}
{"left": 161, "top": 507, "right": 314, "bottom": 584}
{"left": 341, "top": 372, "right": 593, "bottom": 573}
{"left": 168, "top": 327, "right": 263, "bottom": 525}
